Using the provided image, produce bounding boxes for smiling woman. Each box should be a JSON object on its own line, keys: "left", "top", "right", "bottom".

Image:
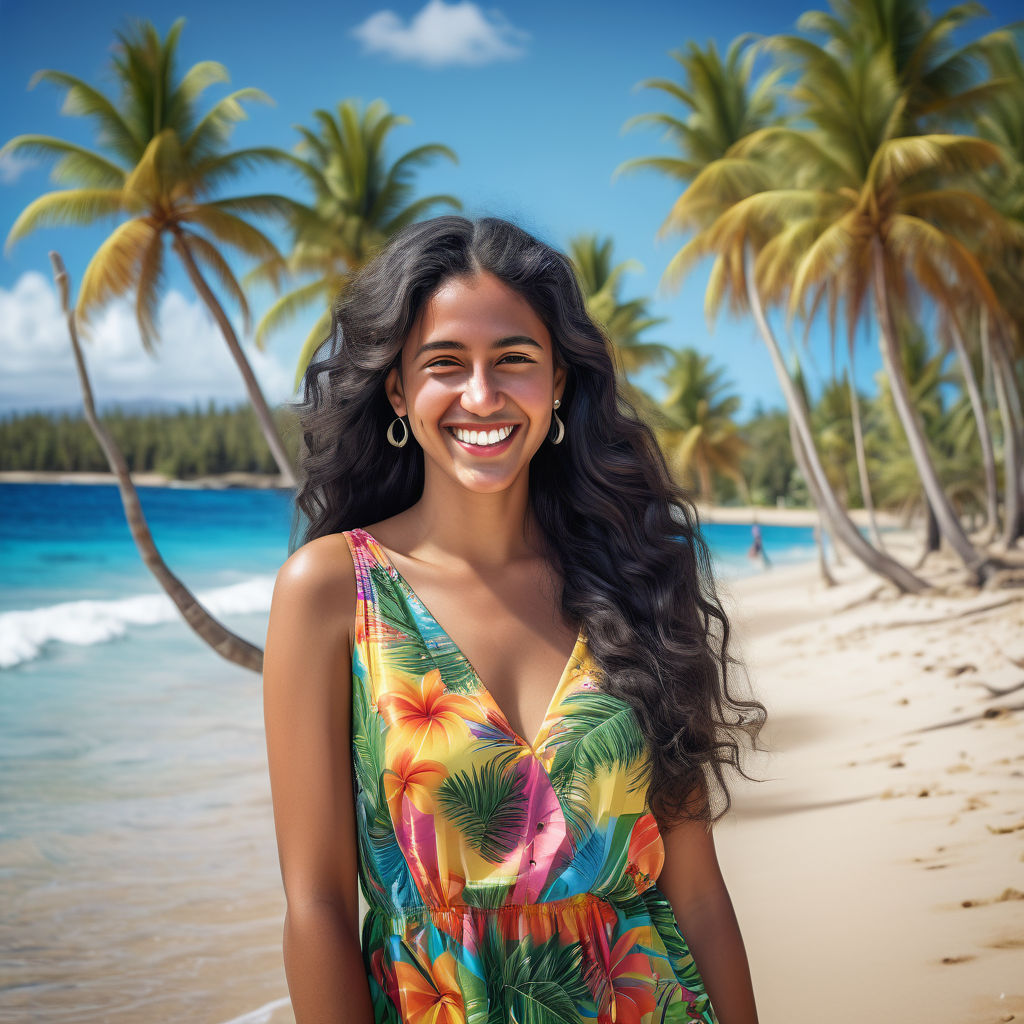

{"left": 262, "top": 215, "right": 767, "bottom": 1024}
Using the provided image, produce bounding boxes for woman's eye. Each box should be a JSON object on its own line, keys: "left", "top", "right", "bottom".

{"left": 425, "top": 354, "right": 534, "bottom": 368}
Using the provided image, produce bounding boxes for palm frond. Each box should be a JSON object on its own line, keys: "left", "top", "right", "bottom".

{"left": 76, "top": 216, "right": 156, "bottom": 324}
{"left": 28, "top": 69, "right": 141, "bottom": 162}
{"left": 0, "top": 135, "right": 126, "bottom": 188}
{"left": 179, "top": 204, "right": 282, "bottom": 262}
{"left": 5, "top": 188, "right": 129, "bottom": 252}
{"left": 254, "top": 277, "right": 331, "bottom": 350}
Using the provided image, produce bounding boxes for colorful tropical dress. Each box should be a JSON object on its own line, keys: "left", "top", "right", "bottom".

{"left": 343, "top": 527, "right": 719, "bottom": 1024}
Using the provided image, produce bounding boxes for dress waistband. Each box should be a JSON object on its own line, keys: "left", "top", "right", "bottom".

{"left": 368, "top": 890, "right": 613, "bottom": 927}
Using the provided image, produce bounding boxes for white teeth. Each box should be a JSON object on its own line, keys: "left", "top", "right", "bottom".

{"left": 449, "top": 424, "right": 514, "bottom": 446}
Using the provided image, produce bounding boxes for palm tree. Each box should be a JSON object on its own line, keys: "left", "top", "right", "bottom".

{"left": 618, "top": 35, "right": 928, "bottom": 591}
{"left": 566, "top": 234, "right": 674, "bottom": 426}
{"left": 737, "top": 0, "right": 1015, "bottom": 582}
{"left": 1, "top": 19, "right": 300, "bottom": 485}
{"left": 657, "top": 347, "right": 750, "bottom": 501}
{"left": 49, "top": 251, "right": 262, "bottom": 671}
{"left": 247, "top": 99, "right": 462, "bottom": 392}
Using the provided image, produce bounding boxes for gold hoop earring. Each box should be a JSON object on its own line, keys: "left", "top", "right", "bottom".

{"left": 387, "top": 415, "right": 409, "bottom": 448}
{"left": 549, "top": 398, "right": 564, "bottom": 445}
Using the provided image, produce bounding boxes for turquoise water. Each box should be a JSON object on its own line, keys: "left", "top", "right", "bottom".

{"left": 0, "top": 482, "right": 823, "bottom": 1022}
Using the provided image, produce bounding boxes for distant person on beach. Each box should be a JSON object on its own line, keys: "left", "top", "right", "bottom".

{"left": 748, "top": 520, "right": 771, "bottom": 569}
{"left": 262, "top": 216, "right": 766, "bottom": 1024}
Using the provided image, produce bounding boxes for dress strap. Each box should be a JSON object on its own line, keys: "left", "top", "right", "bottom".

{"left": 342, "top": 527, "right": 411, "bottom": 649}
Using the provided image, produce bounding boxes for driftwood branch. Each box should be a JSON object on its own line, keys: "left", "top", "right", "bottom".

{"left": 49, "top": 250, "right": 264, "bottom": 673}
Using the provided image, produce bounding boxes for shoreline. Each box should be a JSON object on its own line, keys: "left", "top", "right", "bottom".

{"left": 0, "top": 469, "right": 292, "bottom": 490}
{"left": 0, "top": 470, "right": 909, "bottom": 529}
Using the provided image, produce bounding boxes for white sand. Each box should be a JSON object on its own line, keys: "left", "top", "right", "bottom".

{"left": 715, "top": 530, "right": 1024, "bottom": 1024}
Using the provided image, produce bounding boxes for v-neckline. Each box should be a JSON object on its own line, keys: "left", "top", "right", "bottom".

{"left": 354, "top": 527, "right": 585, "bottom": 751}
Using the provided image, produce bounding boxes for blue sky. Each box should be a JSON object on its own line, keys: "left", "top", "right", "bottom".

{"left": 0, "top": 0, "right": 1017, "bottom": 419}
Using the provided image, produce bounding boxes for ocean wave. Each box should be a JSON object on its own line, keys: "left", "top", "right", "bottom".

{"left": 0, "top": 576, "right": 275, "bottom": 670}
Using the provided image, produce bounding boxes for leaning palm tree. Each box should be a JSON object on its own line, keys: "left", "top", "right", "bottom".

{"left": 566, "top": 234, "right": 674, "bottom": 425}
{"left": 1, "top": 18, "right": 300, "bottom": 485}
{"left": 49, "top": 251, "right": 263, "bottom": 671}
{"left": 247, "top": 99, "right": 461, "bottom": 392}
{"left": 657, "top": 347, "right": 750, "bottom": 501}
{"left": 618, "top": 34, "right": 928, "bottom": 591}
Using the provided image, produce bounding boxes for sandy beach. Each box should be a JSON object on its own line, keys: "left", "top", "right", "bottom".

{"left": 714, "top": 528, "right": 1024, "bottom": 1024}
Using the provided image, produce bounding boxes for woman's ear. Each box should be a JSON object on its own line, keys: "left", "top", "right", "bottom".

{"left": 384, "top": 364, "right": 407, "bottom": 417}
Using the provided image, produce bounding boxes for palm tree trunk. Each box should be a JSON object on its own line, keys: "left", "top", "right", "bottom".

{"left": 846, "top": 362, "right": 886, "bottom": 551}
{"left": 915, "top": 496, "right": 941, "bottom": 569}
{"left": 744, "top": 246, "right": 929, "bottom": 593}
{"left": 49, "top": 250, "right": 264, "bottom": 673}
{"left": 815, "top": 508, "right": 836, "bottom": 585}
{"left": 948, "top": 310, "right": 998, "bottom": 540}
{"left": 170, "top": 226, "right": 298, "bottom": 488}
{"left": 789, "top": 417, "right": 836, "bottom": 586}
{"left": 986, "top": 308, "right": 1022, "bottom": 548}
{"left": 870, "top": 236, "right": 990, "bottom": 584}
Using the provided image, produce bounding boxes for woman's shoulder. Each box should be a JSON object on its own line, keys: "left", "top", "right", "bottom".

{"left": 272, "top": 533, "right": 360, "bottom": 649}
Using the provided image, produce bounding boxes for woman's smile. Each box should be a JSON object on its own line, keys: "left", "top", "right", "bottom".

{"left": 443, "top": 422, "right": 522, "bottom": 456}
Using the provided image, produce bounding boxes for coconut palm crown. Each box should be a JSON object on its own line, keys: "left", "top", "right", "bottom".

{"left": 1, "top": 17, "right": 301, "bottom": 482}
{"left": 246, "top": 99, "right": 462, "bottom": 392}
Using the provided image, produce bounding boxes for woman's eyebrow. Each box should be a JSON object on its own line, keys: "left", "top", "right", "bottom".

{"left": 415, "top": 335, "right": 543, "bottom": 358}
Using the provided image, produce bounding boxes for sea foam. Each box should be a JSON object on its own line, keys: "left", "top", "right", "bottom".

{"left": 0, "top": 576, "right": 275, "bottom": 670}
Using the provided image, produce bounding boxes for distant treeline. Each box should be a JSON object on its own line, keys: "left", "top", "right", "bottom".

{"left": 0, "top": 401, "right": 805, "bottom": 505}
{"left": 0, "top": 402, "right": 300, "bottom": 479}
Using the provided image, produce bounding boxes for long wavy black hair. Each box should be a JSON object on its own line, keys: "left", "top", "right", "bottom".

{"left": 289, "top": 214, "right": 767, "bottom": 829}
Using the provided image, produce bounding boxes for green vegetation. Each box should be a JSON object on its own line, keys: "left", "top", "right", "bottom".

{"left": 0, "top": 402, "right": 298, "bottom": 478}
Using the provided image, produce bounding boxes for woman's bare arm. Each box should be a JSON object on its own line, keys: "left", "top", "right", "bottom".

{"left": 263, "top": 536, "right": 374, "bottom": 1024}
{"left": 657, "top": 790, "right": 759, "bottom": 1024}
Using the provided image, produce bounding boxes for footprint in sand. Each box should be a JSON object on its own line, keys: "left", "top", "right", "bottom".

{"left": 960, "top": 795, "right": 989, "bottom": 811}
{"left": 987, "top": 819, "right": 1024, "bottom": 835}
{"left": 961, "top": 887, "right": 1024, "bottom": 909}
{"left": 940, "top": 954, "right": 975, "bottom": 964}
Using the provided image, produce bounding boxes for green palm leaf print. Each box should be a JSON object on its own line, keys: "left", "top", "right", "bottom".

{"left": 369, "top": 564, "right": 479, "bottom": 694}
{"left": 548, "top": 692, "right": 647, "bottom": 780}
{"left": 436, "top": 761, "right": 528, "bottom": 862}
{"left": 500, "top": 936, "right": 590, "bottom": 1023}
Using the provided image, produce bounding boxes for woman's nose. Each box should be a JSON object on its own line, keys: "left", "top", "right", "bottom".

{"left": 460, "top": 366, "right": 504, "bottom": 412}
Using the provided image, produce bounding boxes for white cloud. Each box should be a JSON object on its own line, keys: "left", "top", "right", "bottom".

{"left": 0, "top": 271, "right": 297, "bottom": 414}
{"left": 0, "top": 150, "right": 37, "bottom": 185}
{"left": 351, "top": 0, "right": 529, "bottom": 67}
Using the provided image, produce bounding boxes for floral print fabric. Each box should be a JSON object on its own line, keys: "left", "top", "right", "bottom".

{"left": 343, "top": 528, "right": 718, "bottom": 1024}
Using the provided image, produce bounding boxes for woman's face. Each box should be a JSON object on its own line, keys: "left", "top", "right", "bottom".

{"left": 385, "top": 270, "right": 567, "bottom": 493}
